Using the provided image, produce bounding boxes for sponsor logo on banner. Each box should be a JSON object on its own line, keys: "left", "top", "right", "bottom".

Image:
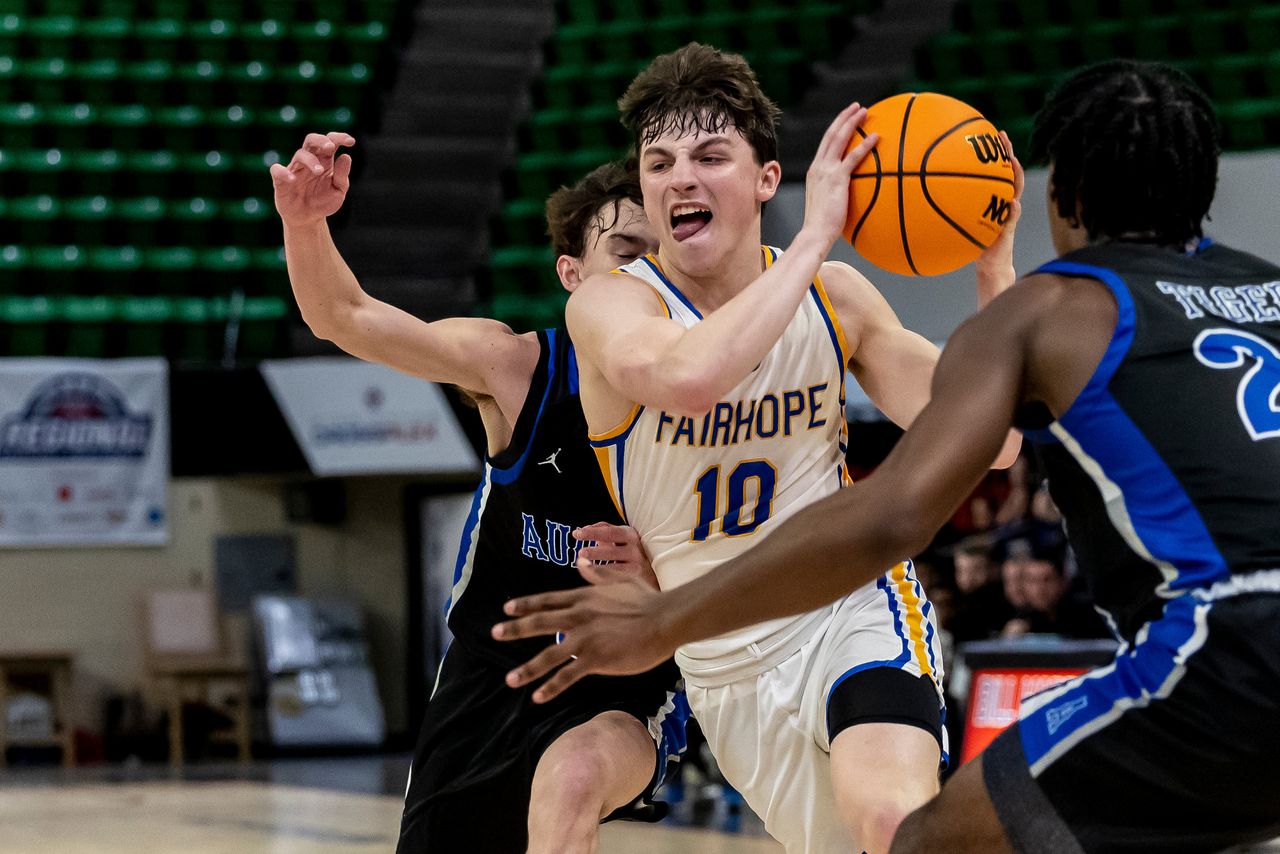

{"left": 260, "top": 358, "right": 479, "bottom": 476}
{"left": 0, "top": 373, "right": 152, "bottom": 459}
{"left": 0, "top": 359, "right": 168, "bottom": 547}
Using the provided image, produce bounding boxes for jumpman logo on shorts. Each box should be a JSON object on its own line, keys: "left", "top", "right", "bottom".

{"left": 539, "top": 448, "right": 563, "bottom": 474}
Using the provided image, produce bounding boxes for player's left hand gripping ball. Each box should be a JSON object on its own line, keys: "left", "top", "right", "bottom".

{"left": 493, "top": 572, "right": 674, "bottom": 703}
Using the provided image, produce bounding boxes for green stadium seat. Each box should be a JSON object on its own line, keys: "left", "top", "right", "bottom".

{"left": 171, "top": 197, "right": 220, "bottom": 244}
{"left": 1, "top": 295, "right": 55, "bottom": 356}
{"left": 26, "top": 15, "right": 77, "bottom": 59}
{"left": 122, "top": 59, "right": 172, "bottom": 106}
{"left": 171, "top": 295, "right": 219, "bottom": 363}
{"left": 326, "top": 63, "right": 371, "bottom": 111}
{"left": 241, "top": 19, "right": 290, "bottom": 65}
{"left": 0, "top": 245, "right": 28, "bottom": 293}
{"left": 224, "top": 196, "right": 273, "bottom": 245}
{"left": 188, "top": 19, "right": 237, "bottom": 63}
{"left": 79, "top": 17, "right": 131, "bottom": 61}
{"left": 134, "top": 18, "right": 183, "bottom": 62}
{"left": 86, "top": 245, "right": 142, "bottom": 294}
{"left": 227, "top": 60, "right": 274, "bottom": 104}
{"left": 209, "top": 104, "right": 256, "bottom": 149}
{"left": 61, "top": 295, "right": 115, "bottom": 358}
{"left": 237, "top": 295, "right": 288, "bottom": 359}
{"left": 292, "top": 20, "right": 340, "bottom": 63}
{"left": 202, "top": 246, "right": 251, "bottom": 280}
{"left": 1245, "top": 6, "right": 1280, "bottom": 53}
{"left": 30, "top": 244, "right": 84, "bottom": 294}
{"left": 144, "top": 247, "right": 197, "bottom": 294}
{"left": 17, "top": 147, "right": 66, "bottom": 196}
{"left": 117, "top": 197, "right": 166, "bottom": 245}
{"left": 100, "top": 104, "right": 152, "bottom": 149}
{"left": 119, "top": 295, "right": 172, "bottom": 356}
{"left": 64, "top": 195, "right": 115, "bottom": 245}
{"left": 1220, "top": 97, "right": 1280, "bottom": 149}
{"left": 171, "top": 60, "right": 221, "bottom": 107}
{"left": 0, "top": 102, "right": 41, "bottom": 149}
{"left": 155, "top": 105, "right": 206, "bottom": 150}
{"left": 44, "top": 102, "right": 96, "bottom": 149}
{"left": 184, "top": 149, "right": 234, "bottom": 196}
{"left": 0, "top": 15, "right": 22, "bottom": 61}
{"left": 344, "top": 21, "right": 387, "bottom": 66}
{"left": 10, "top": 195, "right": 62, "bottom": 244}
{"left": 69, "top": 149, "right": 123, "bottom": 195}
{"left": 78, "top": 58, "right": 124, "bottom": 104}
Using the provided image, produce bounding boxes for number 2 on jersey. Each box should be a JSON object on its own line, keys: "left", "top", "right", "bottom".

{"left": 692, "top": 459, "right": 778, "bottom": 541}
{"left": 1193, "top": 328, "right": 1280, "bottom": 440}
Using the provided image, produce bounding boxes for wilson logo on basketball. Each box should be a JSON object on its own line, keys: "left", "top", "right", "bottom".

{"left": 964, "top": 133, "right": 1010, "bottom": 165}
{"left": 983, "top": 195, "right": 1013, "bottom": 226}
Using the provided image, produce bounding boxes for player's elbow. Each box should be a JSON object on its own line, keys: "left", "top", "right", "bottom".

{"left": 663, "top": 365, "right": 721, "bottom": 416}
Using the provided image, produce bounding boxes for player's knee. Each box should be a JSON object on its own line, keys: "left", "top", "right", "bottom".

{"left": 857, "top": 797, "right": 915, "bottom": 852}
{"left": 536, "top": 746, "right": 613, "bottom": 812}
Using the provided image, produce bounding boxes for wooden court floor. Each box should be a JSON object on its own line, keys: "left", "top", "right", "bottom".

{"left": 0, "top": 779, "right": 783, "bottom": 854}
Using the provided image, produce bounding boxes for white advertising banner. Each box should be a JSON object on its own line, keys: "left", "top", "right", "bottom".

{"left": 260, "top": 358, "right": 479, "bottom": 476}
{"left": 0, "top": 358, "right": 169, "bottom": 547}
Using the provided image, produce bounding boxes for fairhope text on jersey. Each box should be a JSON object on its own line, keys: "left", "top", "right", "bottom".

{"left": 652, "top": 383, "right": 832, "bottom": 449}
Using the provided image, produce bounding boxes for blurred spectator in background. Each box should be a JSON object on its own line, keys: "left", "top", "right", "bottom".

{"left": 999, "top": 541, "right": 1109, "bottom": 640}
{"left": 948, "top": 538, "right": 1014, "bottom": 642}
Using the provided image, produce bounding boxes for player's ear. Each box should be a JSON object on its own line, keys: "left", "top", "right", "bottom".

{"left": 756, "top": 160, "right": 781, "bottom": 203}
{"left": 556, "top": 254, "right": 583, "bottom": 293}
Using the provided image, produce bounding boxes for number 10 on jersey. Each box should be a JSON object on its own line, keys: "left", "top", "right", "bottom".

{"left": 692, "top": 459, "right": 778, "bottom": 541}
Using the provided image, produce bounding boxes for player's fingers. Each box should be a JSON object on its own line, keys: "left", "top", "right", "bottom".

{"left": 326, "top": 131, "right": 356, "bottom": 147}
{"left": 816, "top": 101, "right": 862, "bottom": 160}
{"left": 493, "top": 605, "right": 583, "bottom": 639}
{"left": 577, "top": 562, "right": 635, "bottom": 586}
{"left": 575, "top": 542, "right": 630, "bottom": 563}
{"left": 842, "top": 130, "right": 879, "bottom": 169}
{"left": 532, "top": 659, "right": 592, "bottom": 703}
{"left": 1000, "top": 131, "right": 1024, "bottom": 200}
{"left": 573, "top": 522, "right": 637, "bottom": 544}
{"left": 505, "top": 644, "right": 574, "bottom": 688}
{"left": 268, "top": 162, "right": 295, "bottom": 184}
{"left": 303, "top": 132, "right": 337, "bottom": 155}
{"left": 289, "top": 149, "right": 325, "bottom": 175}
{"left": 333, "top": 153, "right": 353, "bottom": 191}
{"left": 502, "top": 588, "right": 582, "bottom": 617}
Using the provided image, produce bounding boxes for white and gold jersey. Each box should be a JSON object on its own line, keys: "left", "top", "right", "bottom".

{"left": 591, "top": 246, "right": 856, "bottom": 672}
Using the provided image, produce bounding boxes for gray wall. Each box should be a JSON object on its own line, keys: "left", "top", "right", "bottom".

{"left": 763, "top": 150, "right": 1280, "bottom": 344}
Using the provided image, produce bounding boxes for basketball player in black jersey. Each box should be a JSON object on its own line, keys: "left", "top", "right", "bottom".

{"left": 496, "top": 61, "right": 1280, "bottom": 852}
{"left": 271, "top": 140, "right": 685, "bottom": 853}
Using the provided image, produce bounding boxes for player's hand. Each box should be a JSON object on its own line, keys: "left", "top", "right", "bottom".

{"left": 573, "top": 522, "right": 660, "bottom": 590}
{"left": 493, "top": 573, "right": 675, "bottom": 703}
{"left": 974, "top": 130, "right": 1024, "bottom": 304}
{"left": 270, "top": 131, "right": 356, "bottom": 227}
{"left": 802, "top": 102, "right": 878, "bottom": 249}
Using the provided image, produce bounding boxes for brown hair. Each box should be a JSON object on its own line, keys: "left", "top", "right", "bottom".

{"left": 618, "top": 42, "right": 782, "bottom": 164}
{"left": 545, "top": 159, "right": 643, "bottom": 259}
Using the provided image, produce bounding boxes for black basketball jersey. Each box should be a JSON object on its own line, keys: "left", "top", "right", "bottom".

{"left": 1014, "top": 240, "right": 1280, "bottom": 638}
{"left": 444, "top": 328, "right": 627, "bottom": 668}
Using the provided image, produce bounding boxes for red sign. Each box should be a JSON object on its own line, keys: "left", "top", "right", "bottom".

{"left": 960, "top": 668, "right": 1087, "bottom": 763}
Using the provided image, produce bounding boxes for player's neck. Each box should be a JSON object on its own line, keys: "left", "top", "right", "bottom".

{"left": 657, "top": 235, "right": 765, "bottom": 314}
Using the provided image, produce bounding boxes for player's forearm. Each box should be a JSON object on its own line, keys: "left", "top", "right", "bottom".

{"left": 282, "top": 220, "right": 369, "bottom": 340}
{"left": 651, "top": 230, "right": 832, "bottom": 411}
{"left": 657, "top": 485, "right": 926, "bottom": 647}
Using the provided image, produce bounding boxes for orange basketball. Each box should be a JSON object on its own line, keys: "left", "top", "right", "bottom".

{"left": 843, "top": 92, "right": 1014, "bottom": 277}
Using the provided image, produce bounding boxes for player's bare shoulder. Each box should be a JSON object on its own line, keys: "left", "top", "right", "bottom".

{"left": 815, "top": 259, "right": 898, "bottom": 351}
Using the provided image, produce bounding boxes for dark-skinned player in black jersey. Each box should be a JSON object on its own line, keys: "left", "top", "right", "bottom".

{"left": 496, "top": 61, "right": 1280, "bottom": 853}
{"left": 271, "top": 141, "right": 686, "bottom": 854}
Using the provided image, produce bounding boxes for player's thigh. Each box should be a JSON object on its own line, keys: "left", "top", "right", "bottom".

{"left": 830, "top": 720, "right": 940, "bottom": 810}
{"left": 532, "top": 710, "right": 655, "bottom": 811}
{"left": 889, "top": 754, "right": 1012, "bottom": 854}
{"left": 688, "top": 677, "right": 855, "bottom": 854}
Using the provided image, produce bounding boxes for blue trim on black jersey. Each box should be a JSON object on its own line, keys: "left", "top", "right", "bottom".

{"left": 444, "top": 464, "right": 491, "bottom": 616}
{"left": 1019, "top": 594, "right": 1208, "bottom": 775}
{"left": 1034, "top": 260, "right": 1229, "bottom": 590}
{"left": 641, "top": 256, "right": 703, "bottom": 320}
{"left": 490, "top": 328, "right": 557, "bottom": 486}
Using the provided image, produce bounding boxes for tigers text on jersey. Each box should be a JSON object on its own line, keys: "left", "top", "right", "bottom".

{"left": 1014, "top": 240, "right": 1280, "bottom": 638}
{"left": 591, "top": 247, "right": 855, "bottom": 672}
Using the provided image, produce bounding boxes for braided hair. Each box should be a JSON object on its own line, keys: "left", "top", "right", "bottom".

{"left": 1029, "top": 60, "right": 1219, "bottom": 246}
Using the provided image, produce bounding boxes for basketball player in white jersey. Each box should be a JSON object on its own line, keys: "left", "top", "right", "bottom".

{"left": 495, "top": 44, "right": 1022, "bottom": 853}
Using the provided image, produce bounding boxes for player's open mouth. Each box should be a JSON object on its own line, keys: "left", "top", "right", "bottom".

{"left": 670, "top": 204, "right": 713, "bottom": 242}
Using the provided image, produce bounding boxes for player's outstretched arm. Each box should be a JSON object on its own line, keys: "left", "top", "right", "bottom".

{"left": 496, "top": 285, "right": 1050, "bottom": 701}
{"left": 569, "top": 103, "right": 879, "bottom": 417}
{"left": 271, "top": 132, "right": 537, "bottom": 403}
